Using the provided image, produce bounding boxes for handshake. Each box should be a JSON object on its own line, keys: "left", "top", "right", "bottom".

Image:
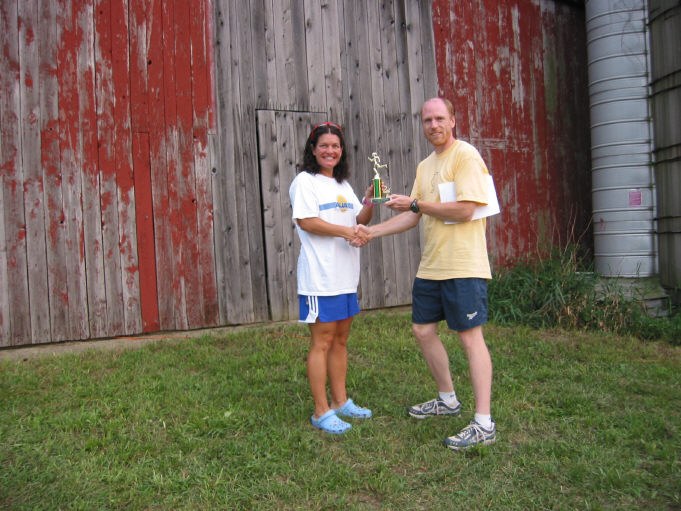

{"left": 348, "top": 224, "right": 373, "bottom": 247}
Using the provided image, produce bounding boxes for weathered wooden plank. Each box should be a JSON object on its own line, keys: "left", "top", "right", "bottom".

{"left": 403, "top": 1, "right": 427, "bottom": 118}
{"left": 303, "top": 0, "right": 325, "bottom": 109}
{"left": 195, "top": 131, "right": 219, "bottom": 326}
{"left": 227, "top": 2, "right": 267, "bottom": 322}
{"left": 350, "top": 3, "right": 388, "bottom": 309}
{"left": 0, "top": 179, "right": 8, "bottom": 345}
{"left": 39, "top": 0, "right": 68, "bottom": 342}
{"left": 392, "top": 0, "right": 424, "bottom": 282}
{"left": 111, "top": 0, "right": 141, "bottom": 335}
{"left": 95, "top": 0, "right": 125, "bottom": 337}
{"left": 417, "top": 0, "right": 437, "bottom": 102}
{"left": 206, "top": 0, "right": 216, "bottom": 130}
{"left": 271, "top": 0, "right": 293, "bottom": 107}
{"left": 235, "top": 105, "right": 269, "bottom": 322}
{"left": 377, "top": 0, "right": 411, "bottom": 305}
{"left": 172, "top": 0, "right": 204, "bottom": 329}
{"left": 367, "top": 1, "right": 405, "bottom": 307}
{"left": 366, "top": 1, "right": 405, "bottom": 306}
{"left": 190, "top": 0, "right": 211, "bottom": 130}
{"left": 212, "top": 2, "right": 243, "bottom": 324}
{"left": 1, "top": 0, "right": 31, "bottom": 346}
{"left": 256, "top": 110, "right": 284, "bottom": 319}
{"left": 191, "top": 0, "right": 219, "bottom": 326}
{"left": 132, "top": 132, "right": 160, "bottom": 332}
{"left": 321, "top": 0, "right": 343, "bottom": 118}
{"left": 73, "top": 1, "right": 108, "bottom": 338}
{"left": 57, "top": 0, "right": 90, "bottom": 341}
{"left": 252, "top": 0, "right": 277, "bottom": 109}
{"left": 213, "top": 1, "right": 268, "bottom": 324}
{"left": 270, "top": 0, "right": 308, "bottom": 109}
{"left": 129, "top": 0, "right": 148, "bottom": 133}
{"left": 19, "top": 0, "right": 51, "bottom": 342}
{"left": 145, "top": 0, "right": 174, "bottom": 329}
{"left": 229, "top": 1, "right": 256, "bottom": 323}
{"left": 228, "top": 5, "right": 256, "bottom": 323}
{"left": 290, "top": 1, "right": 309, "bottom": 109}
{"left": 162, "top": 0, "right": 189, "bottom": 330}
{"left": 192, "top": 129, "right": 218, "bottom": 327}
{"left": 355, "top": 2, "right": 388, "bottom": 309}
{"left": 404, "top": 0, "right": 434, "bottom": 164}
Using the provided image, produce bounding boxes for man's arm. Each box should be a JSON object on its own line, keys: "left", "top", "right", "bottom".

{"left": 384, "top": 193, "right": 478, "bottom": 224}
{"left": 359, "top": 206, "right": 420, "bottom": 240}
{"left": 417, "top": 199, "right": 477, "bottom": 223}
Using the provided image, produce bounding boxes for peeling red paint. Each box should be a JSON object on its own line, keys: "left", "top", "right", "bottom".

{"left": 432, "top": 0, "right": 592, "bottom": 266}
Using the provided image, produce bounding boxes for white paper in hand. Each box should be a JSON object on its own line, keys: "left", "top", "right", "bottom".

{"left": 438, "top": 175, "right": 500, "bottom": 224}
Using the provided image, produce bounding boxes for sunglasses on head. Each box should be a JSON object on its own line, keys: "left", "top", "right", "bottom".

{"left": 310, "top": 121, "right": 343, "bottom": 136}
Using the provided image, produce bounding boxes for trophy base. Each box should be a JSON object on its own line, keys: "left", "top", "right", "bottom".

{"left": 370, "top": 197, "right": 390, "bottom": 204}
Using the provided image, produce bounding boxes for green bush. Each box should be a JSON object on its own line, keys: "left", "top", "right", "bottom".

{"left": 489, "top": 246, "right": 681, "bottom": 344}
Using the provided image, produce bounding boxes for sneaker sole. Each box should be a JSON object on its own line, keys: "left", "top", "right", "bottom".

{"left": 407, "top": 410, "right": 461, "bottom": 419}
{"left": 408, "top": 411, "right": 431, "bottom": 419}
{"left": 444, "top": 438, "right": 496, "bottom": 451}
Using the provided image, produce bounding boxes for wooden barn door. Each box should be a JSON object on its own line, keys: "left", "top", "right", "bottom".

{"left": 256, "top": 110, "right": 327, "bottom": 321}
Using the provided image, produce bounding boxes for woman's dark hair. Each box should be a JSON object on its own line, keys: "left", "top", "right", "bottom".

{"left": 299, "top": 122, "right": 349, "bottom": 183}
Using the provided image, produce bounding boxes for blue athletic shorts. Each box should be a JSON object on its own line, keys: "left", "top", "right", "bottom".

{"left": 412, "top": 277, "right": 488, "bottom": 332}
{"left": 298, "top": 293, "right": 360, "bottom": 323}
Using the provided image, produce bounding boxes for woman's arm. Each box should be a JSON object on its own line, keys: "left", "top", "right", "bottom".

{"left": 297, "top": 217, "right": 356, "bottom": 241}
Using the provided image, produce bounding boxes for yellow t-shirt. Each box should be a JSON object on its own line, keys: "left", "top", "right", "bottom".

{"left": 411, "top": 140, "right": 492, "bottom": 280}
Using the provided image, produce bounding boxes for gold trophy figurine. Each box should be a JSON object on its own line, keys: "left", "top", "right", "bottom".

{"left": 368, "top": 152, "right": 391, "bottom": 203}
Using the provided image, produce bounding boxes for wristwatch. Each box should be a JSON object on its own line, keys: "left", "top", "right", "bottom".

{"left": 410, "top": 199, "right": 420, "bottom": 213}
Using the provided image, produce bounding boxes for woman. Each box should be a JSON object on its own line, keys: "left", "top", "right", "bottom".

{"left": 289, "top": 122, "right": 374, "bottom": 434}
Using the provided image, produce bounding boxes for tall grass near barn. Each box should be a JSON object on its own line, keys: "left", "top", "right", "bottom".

{"left": 489, "top": 246, "right": 681, "bottom": 344}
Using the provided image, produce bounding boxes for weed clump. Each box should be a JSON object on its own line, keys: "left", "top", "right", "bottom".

{"left": 488, "top": 246, "right": 681, "bottom": 344}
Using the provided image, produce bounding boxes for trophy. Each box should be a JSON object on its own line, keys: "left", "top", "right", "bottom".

{"left": 368, "top": 152, "right": 391, "bottom": 203}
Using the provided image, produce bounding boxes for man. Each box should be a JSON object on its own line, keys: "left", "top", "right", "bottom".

{"left": 359, "top": 97, "right": 495, "bottom": 450}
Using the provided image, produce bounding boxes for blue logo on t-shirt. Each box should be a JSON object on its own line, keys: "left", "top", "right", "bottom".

{"left": 319, "top": 194, "right": 354, "bottom": 212}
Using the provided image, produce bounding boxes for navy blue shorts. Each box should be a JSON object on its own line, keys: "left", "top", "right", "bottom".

{"left": 298, "top": 293, "right": 360, "bottom": 323}
{"left": 412, "top": 277, "right": 488, "bottom": 332}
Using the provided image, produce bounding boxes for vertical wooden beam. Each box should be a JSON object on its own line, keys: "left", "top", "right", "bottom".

{"left": 56, "top": 0, "right": 89, "bottom": 340}
{"left": 95, "top": 0, "right": 125, "bottom": 337}
{"left": 39, "top": 0, "right": 68, "bottom": 342}
{"left": 19, "top": 0, "right": 52, "bottom": 342}
{"left": 132, "top": 132, "right": 159, "bottom": 332}
{"left": 190, "top": 0, "right": 218, "bottom": 326}
{"left": 1, "top": 0, "right": 32, "bottom": 346}
{"left": 112, "top": 0, "right": 142, "bottom": 334}
{"left": 172, "top": 0, "right": 201, "bottom": 328}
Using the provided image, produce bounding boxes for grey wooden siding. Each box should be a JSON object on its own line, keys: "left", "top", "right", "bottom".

{"left": 212, "top": 0, "right": 437, "bottom": 324}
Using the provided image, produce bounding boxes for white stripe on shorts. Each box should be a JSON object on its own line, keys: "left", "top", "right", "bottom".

{"left": 304, "top": 295, "right": 319, "bottom": 323}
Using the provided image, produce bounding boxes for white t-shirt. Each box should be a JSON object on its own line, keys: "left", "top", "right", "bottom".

{"left": 289, "top": 171, "right": 363, "bottom": 295}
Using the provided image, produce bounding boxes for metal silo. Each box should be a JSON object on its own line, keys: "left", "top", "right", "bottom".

{"left": 586, "top": 0, "right": 657, "bottom": 277}
{"left": 649, "top": 0, "right": 681, "bottom": 302}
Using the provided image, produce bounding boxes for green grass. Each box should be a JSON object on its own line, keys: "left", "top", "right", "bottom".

{"left": 1, "top": 311, "right": 679, "bottom": 510}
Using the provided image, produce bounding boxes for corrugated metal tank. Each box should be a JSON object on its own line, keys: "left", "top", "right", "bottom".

{"left": 586, "top": 0, "right": 657, "bottom": 277}
{"left": 649, "top": 0, "right": 681, "bottom": 301}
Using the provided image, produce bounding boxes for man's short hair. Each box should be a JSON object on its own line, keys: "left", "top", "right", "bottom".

{"left": 441, "top": 98, "right": 455, "bottom": 118}
{"left": 423, "top": 97, "right": 455, "bottom": 118}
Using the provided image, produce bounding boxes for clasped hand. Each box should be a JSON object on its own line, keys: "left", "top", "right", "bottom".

{"left": 349, "top": 224, "right": 372, "bottom": 247}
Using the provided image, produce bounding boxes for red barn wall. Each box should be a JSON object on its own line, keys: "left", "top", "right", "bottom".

{"left": 0, "top": 0, "right": 217, "bottom": 346}
{"left": 1, "top": 0, "right": 592, "bottom": 347}
{"left": 432, "top": 0, "right": 592, "bottom": 266}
